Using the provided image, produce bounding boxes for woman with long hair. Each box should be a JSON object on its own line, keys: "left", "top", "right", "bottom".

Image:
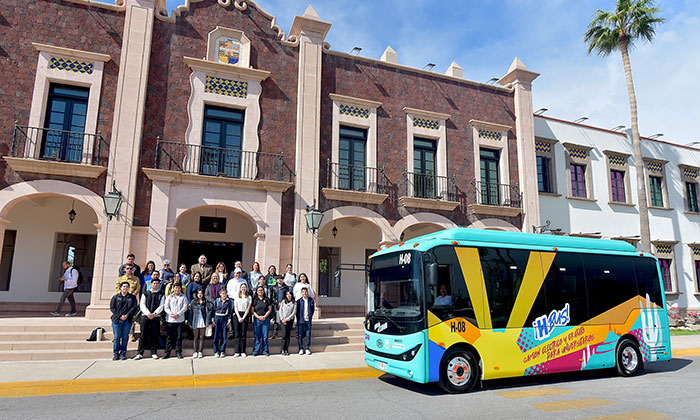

{"left": 252, "top": 285, "right": 272, "bottom": 356}
{"left": 213, "top": 262, "right": 228, "bottom": 286}
{"left": 248, "top": 262, "right": 263, "bottom": 294}
{"left": 232, "top": 283, "right": 252, "bottom": 357}
{"left": 212, "top": 289, "right": 232, "bottom": 358}
{"left": 188, "top": 288, "right": 212, "bottom": 358}
{"left": 277, "top": 290, "right": 296, "bottom": 355}
{"left": 293, "top": 272, "right": 316, "bottom": 301}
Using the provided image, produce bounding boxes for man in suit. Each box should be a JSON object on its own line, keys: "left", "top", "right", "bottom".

{"left": 190, "top": 254, "right": 213, "bottom": 285}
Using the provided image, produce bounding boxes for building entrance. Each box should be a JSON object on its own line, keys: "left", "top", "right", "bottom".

{"left": 177, "top": 240, "right": 242, "bottom": 274}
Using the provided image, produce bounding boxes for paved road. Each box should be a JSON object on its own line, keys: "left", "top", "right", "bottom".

{"left": 1, "top": 356, "right": 697, "bottom": 420}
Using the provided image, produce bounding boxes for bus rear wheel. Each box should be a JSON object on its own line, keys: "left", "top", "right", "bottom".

{"left": 616, "top": 339, "right": 643, "bottom": 377}
{"left": 438, "top": 348, "right": 479, "bottom": 393}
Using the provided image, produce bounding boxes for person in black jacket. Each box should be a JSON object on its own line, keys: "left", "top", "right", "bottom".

{"left": 134, "top": 277, "right": 165, "bottom": 360}
{"left": 110, "top": 282, "right": 138, "bottom": 361}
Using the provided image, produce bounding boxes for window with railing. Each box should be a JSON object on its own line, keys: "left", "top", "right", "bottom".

{"left": 658, "top": 258, "right": 672, "bottom": 291}
{"left": 480, "top": 148, "right": 500, "bottom": 205}
{"left": 42, "top": 84, "right": 89, "bottom": 163}
{"left": 338, "top": 126, "right": 367, "bottom": 190}
{"left": 649, "top": 176, "right": 664, "bottom": 207}
{"left": 200, "top": 105, "right": 244, "bottom": 178}
{"left": 413, "top": 138, "right": 436, "bottom": 198}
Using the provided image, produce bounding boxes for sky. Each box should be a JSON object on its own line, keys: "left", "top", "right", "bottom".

{"left": 149, "top": 0, "right": 699, "bottom": 145}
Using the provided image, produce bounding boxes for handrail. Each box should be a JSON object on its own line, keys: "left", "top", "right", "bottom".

{"left": 11, "top": 124, "right": 107, "bottom": 166}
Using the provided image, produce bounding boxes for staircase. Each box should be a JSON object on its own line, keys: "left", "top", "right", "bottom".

{"left": 0, "top": 315, "right": 365, "bottom": 361}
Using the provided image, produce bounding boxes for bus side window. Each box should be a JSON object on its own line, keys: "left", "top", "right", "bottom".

{"left": 480, "top": 247, "right": 529, "bottom": 329}
{"left": 543, "top": 253, "right": 589, "bottom": 325}
{"left": 584, "top": 254, "right": 638, "bottom": 320}
{"left": 634, "top": 258, "right": 663, "bottom": 307}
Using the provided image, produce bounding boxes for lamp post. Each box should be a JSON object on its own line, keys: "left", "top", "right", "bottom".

{"left": 103, "top": 180, "right": 123, "bottom": 221}
{"left": 304, "top": 199, "right": 323, "bottom": 235}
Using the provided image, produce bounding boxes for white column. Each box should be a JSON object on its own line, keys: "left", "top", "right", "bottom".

{"left": 0, "top": 217, "right": 9, "bottom": 270}
{"left": 289, "top": 8, "right": 331, "bottom": 297}
{"left": 164, "top": 227, "right": 177, "bottom": 264}
{"left": 498, "top": 58, "right": 540, "bottom": 231}
{"left": 263, "top": 191, "right": 283, "bottom": 268}
{"left": 254, "top": 233, "right": 266, "bottom": 266}
{"left": 86, "top": 0, "right": 155, "bottom": 319}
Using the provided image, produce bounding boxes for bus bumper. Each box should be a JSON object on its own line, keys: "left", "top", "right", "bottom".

{"left": 364, "top": 330, "right": 428, "bottom": 384}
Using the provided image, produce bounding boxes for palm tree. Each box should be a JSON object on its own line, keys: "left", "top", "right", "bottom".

{"left": 584, "top": 0, "right": 664, "bottom": 253}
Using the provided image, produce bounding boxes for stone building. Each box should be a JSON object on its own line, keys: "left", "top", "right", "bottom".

{"left": 0, "top": 0, "right": 540, "bottom": 318}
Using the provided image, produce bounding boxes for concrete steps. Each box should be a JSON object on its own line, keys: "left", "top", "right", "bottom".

{"left": 0, "top": 316, "right": 365, "bottom": 361}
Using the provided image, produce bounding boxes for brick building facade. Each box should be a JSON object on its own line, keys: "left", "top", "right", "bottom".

{"left": 0, "top": 0, "right": 540, "bottom": 317}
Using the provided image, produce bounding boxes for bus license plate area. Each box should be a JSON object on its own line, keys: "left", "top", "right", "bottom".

{"left": 377, "top": 361, "right": 387, "bottom": 371}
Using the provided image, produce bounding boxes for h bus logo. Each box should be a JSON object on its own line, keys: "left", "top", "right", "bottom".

{"left": 532, "top": 303, "right": 571, "bottom": 341}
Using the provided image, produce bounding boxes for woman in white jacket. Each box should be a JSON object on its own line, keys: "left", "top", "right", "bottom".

{"left": 293, "top": 273, "right": 316, "bottom": 301}
{"left": 164, "top": 282, "right": 188, "bottom": 359}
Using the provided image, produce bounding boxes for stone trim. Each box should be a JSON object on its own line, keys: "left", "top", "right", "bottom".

{"left": 469, "top": 119, "right": 512, "bottom": 132}
{"left": 3, "top": 157, "right": 106, "bottom": 179}
{"left": 155, "top": 0, "right": 300, "bottom": 47}
{"left": 398, "top": 196, "right": 459, "bottom": 211}
{"left": 403, "top": 108, "right": 448, "bottom": 179}
{"left": 183, "top": 57, "right": 270, "bottom": 81}
{"left": 64, "top": 0, "right": 126, "bottom": 12}
{"left": 328, "top": 93, "right": 382, "bottom": 109}
{"left": 32, "top": 43, "right": 111, "bottom": 63}
{"left": 403, "top": 107, "right": 450, "bottom": 121}
{"left": 142, "top": 168, "right": 292, "bottom": 193}
{"left": 321, "top": 188, "right": 388, "bottom": 205}
{"left": 467, "top": 203, "right": 521, "bottom": 218}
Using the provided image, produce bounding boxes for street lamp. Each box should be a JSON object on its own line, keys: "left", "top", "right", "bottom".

{"left": 68, "top": 200, "right": 76, "bottom": 224}
{"left": 534, "top": 108, "right": 548, "bottom": 115}
{"left": 103, "top": 180, "right": 123, "bottom": 221}
{"left": 304, "top": 199, "right": 323, "bottom": 235}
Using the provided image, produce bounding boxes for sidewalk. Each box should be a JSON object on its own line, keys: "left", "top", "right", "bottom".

{"left": 0, "top": 335, "right": 698, "bottom": 399}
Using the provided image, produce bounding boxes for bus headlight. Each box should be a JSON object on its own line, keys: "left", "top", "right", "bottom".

{"left": 399, "top": 344, "right": 422, "bottom": 362}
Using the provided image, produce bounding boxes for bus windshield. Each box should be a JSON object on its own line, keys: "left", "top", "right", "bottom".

{"left": 367, "top": 251, "right": 423, "bottom": 326}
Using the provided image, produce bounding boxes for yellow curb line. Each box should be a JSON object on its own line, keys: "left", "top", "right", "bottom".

{"left": 671, "top": 348, "right": 700, "bottom": 358}
{"left": 0, "top": 367, "right": 384, "bottom": 399}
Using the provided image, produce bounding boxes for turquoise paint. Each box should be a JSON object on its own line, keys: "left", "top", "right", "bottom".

{"left": 364, "top": 329, "right": 428, "bottom": 383}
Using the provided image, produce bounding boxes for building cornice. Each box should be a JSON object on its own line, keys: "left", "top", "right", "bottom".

{"left": 329, "top": 93, "right": 382, "bottom": 109}
{"left": 64, "top": 0, "right": 126, "bottom": 12}
{"left": 183, "top": 57, "right": 270, "bottom": 82}
{"left": 32, "top": 42, "right": 112, "bottom": 62}
{"left": 469, "top": 119, "right": 512, "bottom": 132}
{"left": 403, "top": 107, "right": 450, "bottom": 121}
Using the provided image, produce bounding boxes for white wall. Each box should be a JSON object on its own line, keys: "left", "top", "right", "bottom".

{"left": 318, "top": 218, "right": 382, "bottom": 306}
{"left": 1, "top": 196, "right": 98, "bottom": 302}
{"left": 535, "top": 116, "right": 700, "bottom": 309}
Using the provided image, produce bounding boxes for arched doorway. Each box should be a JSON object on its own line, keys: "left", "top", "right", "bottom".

{"left": 0, "top": 195, "right": 99, "bottom": 306}
{"left": 173, "top": 206, "right": 258, "bottom": 273}
{"left": 317, "top": 217, "right": 382, "bottom": 310}
{"left": 399, "top": 223, "right": 446, "bottom": 242}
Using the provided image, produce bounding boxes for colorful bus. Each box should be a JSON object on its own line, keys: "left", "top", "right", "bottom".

{"left": 364, "top": 228, "right": 671, "bottom": 393}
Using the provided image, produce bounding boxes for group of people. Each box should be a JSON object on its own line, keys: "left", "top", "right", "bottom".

{"left": 109, "top": 254, "right": 317, "bottom": 361}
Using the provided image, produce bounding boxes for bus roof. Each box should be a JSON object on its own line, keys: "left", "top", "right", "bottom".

{"left": 370, "top": 227, "right": 640, "bottom": 258}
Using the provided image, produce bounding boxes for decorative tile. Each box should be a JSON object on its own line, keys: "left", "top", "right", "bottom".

{"left": 655, "top": 243, "right": 673, "bottom": 255}
{"left": 479, "top": 129, "right": 502, "bottom": 141}
{"left": 683, "top": 168, "right": 698, "bottom": 179}
{"left": 413, "top": 117, "right": 440, "bottom": 130}
{"left": 568, "top": 147, "right": 588, "bottom": 160}
{"left": 205, "top": 76, "right": 247, "bottom": 98}
{"left": 608, "top": 155, "right": 627, "bottom": 167}
{"left": 339, "top": 104, "right": 370, "bottom": 119}
{"left": 691, "top": 246, "right": 700, "bottom": 257}
{"left": 535, "top": 141, "right": 551, "bottom": 153}
{"left": 646, "top": 161, "right": 663, "bottom": 173}
{"left": 49, "top": 57, "right": 93, "bottom": 74}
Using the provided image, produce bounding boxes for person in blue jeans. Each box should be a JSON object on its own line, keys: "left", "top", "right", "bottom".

{"left": 110, "top": 282, "right": 138, "bottom": 360}
{"left": 212, "top": 289, "right": 233, "bottom": 358}
{"left": 252, "top": 286, "right": 272, "bottom": 356}
{"left": 296, "top": 286, "right": 315, "bottom": 355}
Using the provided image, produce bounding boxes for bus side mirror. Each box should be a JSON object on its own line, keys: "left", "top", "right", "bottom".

{"left": 426, "top": 263, "right": 438, "bottom": 287}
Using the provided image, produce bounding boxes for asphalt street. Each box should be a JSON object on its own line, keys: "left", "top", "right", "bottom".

{"left": 1, "top": 356, "right": 697, "bottom": 420}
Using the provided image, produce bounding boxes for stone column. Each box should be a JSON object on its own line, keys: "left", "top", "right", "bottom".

{"left": 254, "top": 233, "right": 266, "bottom": 266}
{"left": 0, "top": 217, "right": 9, "bottom": 270}
{"left": 289, "top": 7, "right": 331, "bottom": 296}
{"left": 498, "top": 58, "right": 540, "bottom": 231}
{"left": 263, "top": 190, "right": 283, "bottom": 268}
{"left": 86, "top": 0, "right": 155, "bottom": 319}
{"left": 145, "top": 177, "right": 173, "bottom": 264}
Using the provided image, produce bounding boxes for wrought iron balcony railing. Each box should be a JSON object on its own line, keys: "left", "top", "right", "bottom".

{"left": 402, "top": 172, "right": 457, "bottom": 201}
{"left": 155, "top": 139, "right": 293, "bottom": 183}
{"left": 324, "top": 160, "right": 388, "bottom": 194}
{"left": 471, "top": 180, "right": 522, "bottom": 208}
{"left": 11, "top": 124, "right": 107, "bottom": 165}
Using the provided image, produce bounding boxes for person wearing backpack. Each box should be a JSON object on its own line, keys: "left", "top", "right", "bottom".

{"left": 51, "top": 261, "right": 79, "bottom": 316}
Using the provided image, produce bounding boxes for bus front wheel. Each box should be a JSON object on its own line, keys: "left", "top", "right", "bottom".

{"left": 438, "top": 348, "right": 479, "bottom": 393}
{"left": 616, "top": 339, "right": 643, "bottom": 377}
